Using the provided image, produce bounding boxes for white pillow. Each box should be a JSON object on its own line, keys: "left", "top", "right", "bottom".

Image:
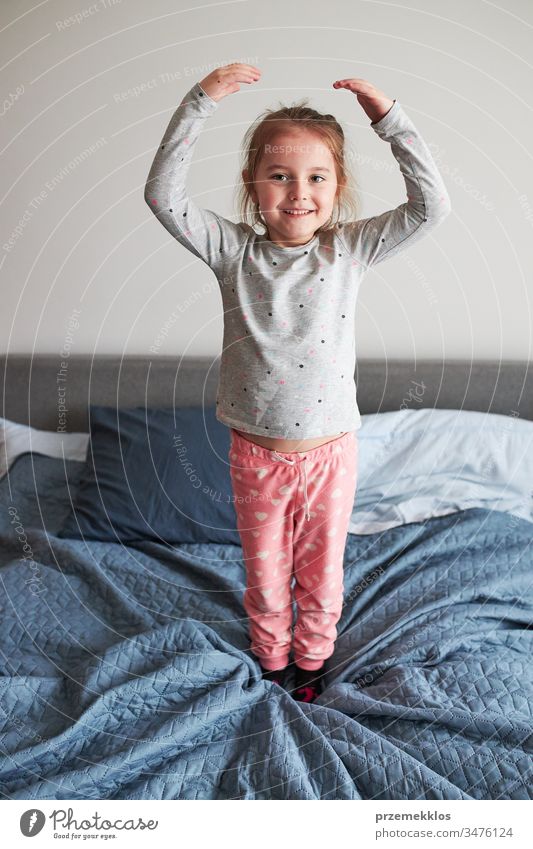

{"left": 0, "top": 417, "right": 89, "bottom": 478}
{"left": 350, "top": 408, "right": 533, "bottom": 533}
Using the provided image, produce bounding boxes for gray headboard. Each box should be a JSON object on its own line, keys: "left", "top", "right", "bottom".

{"left": 1, "top": 355, "right": 531, "bottom": 432}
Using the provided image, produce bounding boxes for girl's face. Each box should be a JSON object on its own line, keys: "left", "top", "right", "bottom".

{"left": 244, "top": 128, "right": 339, "bottom": 247}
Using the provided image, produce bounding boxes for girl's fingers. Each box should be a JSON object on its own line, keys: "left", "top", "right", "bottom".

{"left": 230, "top": 75, "right": 259, "bottom": 84}
{"left": 333, "top": 78, "right": 373, "bottom": 89}
{"left": 227, "top": 62, "right": 261, "bottom": 71}
{"left": 335, "top": 82, "right": 370, "bottom": 90}
{"left": 219, "top": 68, "right": 260, "bottom": 82}
{"left": 223, "top": 63, "right": 261, "bottom": 76}
{"left": 217, "top": 74, "right": 259, "bottom": 86}
{"left": 333, "top": 80, "right": 377, "bottom": 97}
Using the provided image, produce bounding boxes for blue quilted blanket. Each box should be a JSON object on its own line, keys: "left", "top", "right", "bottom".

{"left": 0, "top": 455, "right": 532, "bottom": 799}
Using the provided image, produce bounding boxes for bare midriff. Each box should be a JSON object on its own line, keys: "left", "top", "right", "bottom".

{"left": 233, "top": 428, "right": 346, "bottom": 454}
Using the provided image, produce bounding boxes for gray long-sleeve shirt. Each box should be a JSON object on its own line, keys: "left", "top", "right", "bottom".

{"left": 144, "top": 81, "right": 451, "bottom": 439}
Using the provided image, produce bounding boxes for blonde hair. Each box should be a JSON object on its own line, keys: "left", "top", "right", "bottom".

{"left": 235, "top": 96, "right": 360, "bottom": 234}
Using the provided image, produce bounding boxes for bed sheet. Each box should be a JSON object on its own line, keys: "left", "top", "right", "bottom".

{"left": 0, "top": 455, "right": 532, "bottom": 799}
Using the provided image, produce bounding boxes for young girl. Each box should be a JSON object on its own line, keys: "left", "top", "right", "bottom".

{"left": 144, "top": 63, "right": 451, "bottom": 702}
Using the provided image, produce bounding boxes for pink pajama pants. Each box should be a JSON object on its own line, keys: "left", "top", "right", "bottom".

{"left": 228, "top": 428, "right": 358, "bottom": 672}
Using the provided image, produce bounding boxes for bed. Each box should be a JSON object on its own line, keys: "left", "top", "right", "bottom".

{"left": 1, "top": 354, "right": 532, "bottom": 800}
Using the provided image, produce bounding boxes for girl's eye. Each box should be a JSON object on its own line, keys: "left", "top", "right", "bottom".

{"left": 271, "top": 174, "right": 325, "bottom": 182}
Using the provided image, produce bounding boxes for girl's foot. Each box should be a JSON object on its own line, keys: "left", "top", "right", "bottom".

{"left": 291, "top": 664, "right": 325, "bottom": 702}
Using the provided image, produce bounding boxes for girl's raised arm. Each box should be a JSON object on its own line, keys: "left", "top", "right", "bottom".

{"left": 144, "top": 64, "right": 261, "bottom": 274}
{"left": 332, "top": 77, "right": 451, "bottom": 269}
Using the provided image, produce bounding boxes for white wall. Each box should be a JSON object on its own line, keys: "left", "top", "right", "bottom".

{"left": 2, "top": 0, "right": 532, "bottom": 359}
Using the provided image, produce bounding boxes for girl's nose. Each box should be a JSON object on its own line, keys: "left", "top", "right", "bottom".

{"left": 289, "top": 187, "right": 308, "bottom": 200}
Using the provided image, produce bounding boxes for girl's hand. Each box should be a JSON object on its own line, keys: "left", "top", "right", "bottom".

{"left": 199, "top": 63, "right": 261, "bottom": 102}
{"left": 332, "top": 77, "right": 394, "bottom": 123}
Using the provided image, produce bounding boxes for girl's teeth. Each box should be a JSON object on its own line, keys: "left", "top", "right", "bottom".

{"left": 283, "top": 210, "right": 311, "bottom": 215}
